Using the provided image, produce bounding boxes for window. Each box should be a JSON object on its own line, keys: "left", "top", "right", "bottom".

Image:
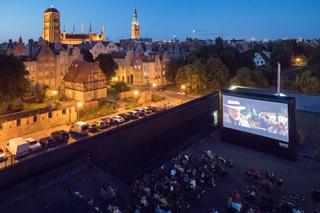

{"left": 0, "top": 122, "right": 2, "bottom": 130}
{"left": 48, "top": 112, "right": 52, "bottom": 118}
{"left": 17, "top": 119, "right": 21, "bottom": 126}
{"left": 62, "top": 109, "right": 67, "bottom": 114}
{"left": 33, "top": 116, "right": 37, "bottom": 122}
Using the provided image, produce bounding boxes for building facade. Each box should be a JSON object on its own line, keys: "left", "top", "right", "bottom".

{"left": 114, "top": 50, "right": 168, "bottom": 87}
{"left": 43, "top": 7, "right": 105, "bottom": 44}
{"left": 24, "top": 43, "right": 83, "bottom": 93}
{"left": 63, "top": 61, "right": 108, "bottom": 103}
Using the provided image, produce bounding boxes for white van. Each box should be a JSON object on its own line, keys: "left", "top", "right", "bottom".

{"left": 7, "top": 137, "right": 29, "bottom": 158}
{"left": 70, "top": 121, "right": 89, "bottom": 136}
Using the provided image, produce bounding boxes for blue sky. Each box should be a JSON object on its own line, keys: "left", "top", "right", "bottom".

{"left": 1, "top": 0, "right": 320, "bottom": 42}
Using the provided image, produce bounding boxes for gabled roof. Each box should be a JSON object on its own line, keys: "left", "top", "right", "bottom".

{"left": 64, "top": 61, "right": 102, "bottom": 84}
{"left": 37, "top": 43, "right": 55, "bottom": 59}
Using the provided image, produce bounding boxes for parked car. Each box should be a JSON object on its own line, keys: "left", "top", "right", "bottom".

{"left": 135, "top": 108, "right": 146, "bottom": 117}
{"left": 94, "top": 120, "right": 108, "bottom": 129}
{"left": 26, "top": 138, "right": 42, "bottom": 152}
{"left": 177, "top": 91, "right": 186, "bottom": 96}
{"left": 118, "top": 113, "right": 131, "bottom": 122}
{"left": 101, "top": 117, "right": 112, "bottom": 126}
{"left": 128, "top": 111, "right": 139, "bottom": 120}
{"left": 147, "top": 106, "right": 158, "bottom": 113}
{"left": 51, "top": 130, "right": 69, "bottom": 143}
{"left": 70, "top": 121, "right": 89, "bottom": 136}
{"left": 6, "top": 138, "right": 30, "bottom": 158}
{"left": 89, "top": 124, "right": 99, "bottom": 133}
{"left": 0, "top": 148, "right": 6, "bottom": 161}
{"left": 39, "top": 136, "right": 56, "bottom": 148}
{"left": 111, "top": 116, "right": 125, "bottom": 125}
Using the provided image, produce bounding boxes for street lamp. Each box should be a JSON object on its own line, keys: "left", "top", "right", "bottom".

{"left": 152, "top": 83, "right": 157, "bottom": 95}
{"left": 76, "top": 102, "right": 83, "bottom": 121}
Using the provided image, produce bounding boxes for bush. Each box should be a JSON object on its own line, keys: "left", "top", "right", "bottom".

{"left": 152, "top": 94, "right": 165, "bottom": 102}
{"left": 79, "top": 102, "right": 119, "bottom": 120}
{"left": 112, "top": 82, "right": 130, "bottom": 92}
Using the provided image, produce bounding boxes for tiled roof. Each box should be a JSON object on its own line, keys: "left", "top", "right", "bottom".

{"left": 63, "top": 61, "right": 100, "bottom": 83}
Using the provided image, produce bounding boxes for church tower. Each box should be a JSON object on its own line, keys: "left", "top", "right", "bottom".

{"left": 131, "top": 7, "right": 140, "bottom": 39}
{"left": 43, "top": 6, "right": 61, "bottom": 42}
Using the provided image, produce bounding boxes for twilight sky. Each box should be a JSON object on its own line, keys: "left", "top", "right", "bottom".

{"left": 1, "top": 0, "right": 319, "bottom": 42}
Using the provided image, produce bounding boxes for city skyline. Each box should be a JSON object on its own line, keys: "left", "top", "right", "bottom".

{"left": 1, "top": 0, "right": 320, "bottom": 42}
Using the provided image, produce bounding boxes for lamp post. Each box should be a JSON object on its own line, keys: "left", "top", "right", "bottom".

{"left": 76, "top": 102, "right": 83, "bottom": 121}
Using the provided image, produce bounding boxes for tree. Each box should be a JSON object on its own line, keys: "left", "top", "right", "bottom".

{"left": 0, "top": 54, "right": 30, "bottom": 102}
{"left": 80, "top": 49, "right": 94, "bottom": 62}
{"left": 291, "top": 69, "right": 320, "bottom": 94}
{"left": 221, "top": 47, "right": 241, "bottom": 77}
{"left": 95, "top": 53, "right": 119, "bottom": 82}
{"left": 270, "top": 44, "right": 293, "bottom": 69}
{"left": 308, "top": 47, "right": 320, "bottom": 76}
{"left": 230, "top": 67, "right": 269, "bottom": 88}
{"left": 165, "top": 58, "right": 185, "bottom": 82}
{"left": 202, "top": 57, "right": 229, "bottom": 91}
{"left": 175, "top": 60, "right": 206, "bottom": 94}
{"left": 214, "top": 37, "right": 224, "bottom": 56}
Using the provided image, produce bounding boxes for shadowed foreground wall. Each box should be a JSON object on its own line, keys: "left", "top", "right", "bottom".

{"left": 0, "top": 93, "right": 219, "bottom": 189}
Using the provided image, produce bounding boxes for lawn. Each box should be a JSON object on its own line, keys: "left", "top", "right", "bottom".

{"left": 79, "top": 103, "right": 119, "bottom": 120}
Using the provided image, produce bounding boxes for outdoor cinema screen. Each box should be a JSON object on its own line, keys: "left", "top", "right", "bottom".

{"left": 222, "top": 95, "right": 289, "bottom": 142}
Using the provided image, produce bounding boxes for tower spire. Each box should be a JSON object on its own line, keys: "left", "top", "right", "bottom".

{"left": 89, "top": 21, "right": 92, "bottom": 34}
{"left": 81, "top": 24, "right": 84, "bottom": 34}
{"left": 72, "top": 24, "right": 75, "bottom": 34}
{"left": 134, "top": 7, "right": 138, "bottom": 22}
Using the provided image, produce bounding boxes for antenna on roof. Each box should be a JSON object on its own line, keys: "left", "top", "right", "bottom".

{"left": 81, "top": 24, "right": 84, "bottom": 34}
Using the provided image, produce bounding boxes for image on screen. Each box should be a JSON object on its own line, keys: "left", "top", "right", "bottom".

{"left": 222, "top": 95, "right": 289, "bottom": 142}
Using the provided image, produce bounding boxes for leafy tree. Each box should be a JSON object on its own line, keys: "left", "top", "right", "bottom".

{"left": 175, "top": 60, "right": 206, "bottom": 94}
{"left": 240, "top": 49, "right": 255, "bottom": 70}
{"left": 214, "top": 37, "right": 224, "bottom": 56}
{"left": 221, "top": 47, "right": 241, "bottom": 77}
{"left": 175, "top": 57, "right": 229, "bottom": 94}
{"left": 202, "top": 57, "right": 229, "bottom": 91}
{"left": 270, "top": 44, "right": 293, "bottom": 69}
{"left": 308, "top": 47, "right": 320, "bottom": 76}
{"left": 0, "top": 54, "right": 30, "bottom": 102}
{"left": 230, "top": 67, "right": 269, "bottom": 88}
{"left": 95, "top": 53, "right": 119, "bottom": 82}
{"left": 291, "top": 69, "right": 320, "bottom": 94}
{"left": 80, "top": 49, "right": 94, "bottom": 62}
{"left": 165, "top": 58, "right": 185, "bottom": 82}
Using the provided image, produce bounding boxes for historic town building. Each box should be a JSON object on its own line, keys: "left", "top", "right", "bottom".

{"left": 24, "top": 43, "right": 83, "bottom": 92}
{"left": 114, "top": 50, "right": 168, "bottom": 87}
{"left": 43, "top": 6, "right": 105, "bottom": 45}
{"left": 63, "top": 61, "right": 108, "bottom": 103}
{"left": 131, "top": 8, "right": 141, "bottom": 39}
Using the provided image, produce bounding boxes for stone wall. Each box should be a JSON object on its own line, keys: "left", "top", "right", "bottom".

{"left": 0, "top": 107, "right": 77, "bottom": 141}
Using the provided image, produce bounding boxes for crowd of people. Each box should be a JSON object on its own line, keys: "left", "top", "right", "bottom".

{"left": 127, "top": 150, "right": 232, "bottom": 213}
{"left": 227, "top": 168, "right": 306, "bottom": 213}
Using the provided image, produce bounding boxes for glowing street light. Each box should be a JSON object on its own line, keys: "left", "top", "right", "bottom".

{"left": 133, "top": 90, "right": 139, "bottom": 97}
{"left": 52, "top": 90, "right": 58, "bottom": 96}
{"left": 152, "top": 83, "right": 157, "bottom": 88}
{"left": 180, "top": 84, "right": 186, "bottom": 91}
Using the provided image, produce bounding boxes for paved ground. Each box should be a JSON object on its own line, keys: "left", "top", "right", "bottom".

{"left": 1, "top": 130, "right": 319, "bottom": 213}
